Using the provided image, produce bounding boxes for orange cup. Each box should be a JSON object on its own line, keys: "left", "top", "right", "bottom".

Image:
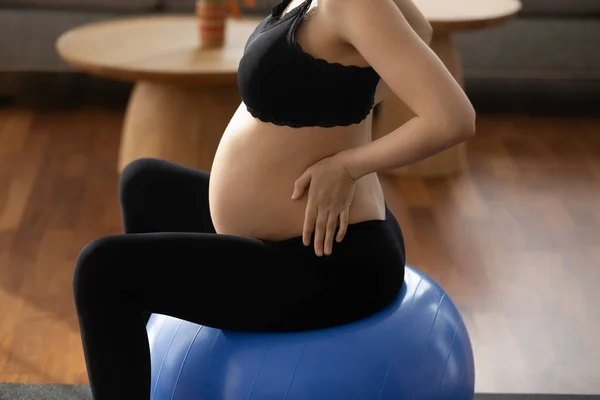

{"left": 196, "top": 0, "right": 229, "bottom": 48}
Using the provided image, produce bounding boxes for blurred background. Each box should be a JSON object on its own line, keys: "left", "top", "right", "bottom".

{"left": 0, "top": 0, "right": 599, "bottom": 397}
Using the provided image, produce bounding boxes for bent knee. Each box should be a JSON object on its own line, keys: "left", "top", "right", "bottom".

{"left": 119, "top": 158, "right": 165, "bottom": 200}
{"left": 73, "top": 236, "right": 122, "bottom": 300}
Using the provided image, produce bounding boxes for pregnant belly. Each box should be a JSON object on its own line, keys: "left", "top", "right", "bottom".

{"left": 208, "top": 104, "right": 386, "bottom": 241}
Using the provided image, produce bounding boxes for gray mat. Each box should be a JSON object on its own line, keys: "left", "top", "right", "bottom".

{"left": 0, "top": 384, "right": 91, "bottom": 400}
{"left": 0, "top": 383, "right": 597, "bottom": 399}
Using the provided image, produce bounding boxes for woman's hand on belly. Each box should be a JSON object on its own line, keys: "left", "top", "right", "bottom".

{"left": 292, "top": 154, "right": 357, "bottom": 257}
{"left": 210, "top": 107, "right": 386, "bottom": 241}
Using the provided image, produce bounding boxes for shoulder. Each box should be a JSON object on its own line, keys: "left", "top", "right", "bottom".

{"left": 319, "top": 0, "right": 401, "bottom": 19}
{"left": 319, "top": 0, "right": 393, "bottom": 11}
{"left": 318, "top": 0, "right": 412, "bottom": 43}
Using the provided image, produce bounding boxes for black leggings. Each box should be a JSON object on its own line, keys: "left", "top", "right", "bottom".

{"left": 73, "top": 158, "right": 406, "bottom": 400}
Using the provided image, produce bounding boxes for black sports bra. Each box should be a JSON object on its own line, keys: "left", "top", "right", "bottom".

{"left": 237, "top": 0, "right": 381, "bottom": 128}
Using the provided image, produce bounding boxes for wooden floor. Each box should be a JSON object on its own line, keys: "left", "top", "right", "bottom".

{"left": 0, "top": 105, "right": 599, "bottom": 394}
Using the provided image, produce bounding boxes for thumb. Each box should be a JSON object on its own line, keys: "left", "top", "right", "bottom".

{"left": 292, "top": 171, "right": 311, "bottom": 200}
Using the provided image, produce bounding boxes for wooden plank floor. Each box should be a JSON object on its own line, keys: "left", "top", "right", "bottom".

{"left": 0, "top": 105, "right": 599, "bottom": 394}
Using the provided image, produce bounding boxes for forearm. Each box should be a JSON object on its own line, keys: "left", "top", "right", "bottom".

{"left": 340, "top": 116, "right": 474, "bottom": 180}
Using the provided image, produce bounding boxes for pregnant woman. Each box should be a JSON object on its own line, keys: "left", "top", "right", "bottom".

{"left": 73, "top": 0, "right": 476, "bottom": 398}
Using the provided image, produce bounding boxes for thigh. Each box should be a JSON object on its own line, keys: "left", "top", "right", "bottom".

{"left": 119, "top": 158, "right": 215, "bottom": 234}
{"left": 75, "top": 232, "right": 331, "bottom": 332}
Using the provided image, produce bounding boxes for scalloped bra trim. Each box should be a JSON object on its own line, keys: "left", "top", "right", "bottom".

{"left": 246, "top": 104, "right": 375, "bottom": 128}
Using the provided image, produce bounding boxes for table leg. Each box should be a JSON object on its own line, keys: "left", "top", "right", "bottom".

{"left": 118, "top": 81, "right": 241, "bottom": 172}
{"left": 372, "top": 32, "right": 467, "bottom": 178}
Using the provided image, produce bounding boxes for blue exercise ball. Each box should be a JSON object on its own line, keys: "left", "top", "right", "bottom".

{"left": 146, "top": 265, "right": 475, "bottom": 400}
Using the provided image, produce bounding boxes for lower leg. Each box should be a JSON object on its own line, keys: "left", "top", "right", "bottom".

{"left": 73, "top": 237, "right": 153, "bottom": 400}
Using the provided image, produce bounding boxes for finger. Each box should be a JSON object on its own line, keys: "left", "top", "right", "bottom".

{"left": 313, "top": 211, "right": 328, "bottom": 257}
{"left": 336, "top": 207, "right": 350, "bottom": 243}
{"left": 292, "top": 171, "right": 311, "bottom": 200}
{"left": 324, "top": 212, "right": 338, "bottom": 256}
{"left": 302, "top": 201, "right": 317, "bottom": 246}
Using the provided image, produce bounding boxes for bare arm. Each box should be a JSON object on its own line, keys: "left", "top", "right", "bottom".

{"left": 326, "top": 0, "right": 476, "bottom": 179}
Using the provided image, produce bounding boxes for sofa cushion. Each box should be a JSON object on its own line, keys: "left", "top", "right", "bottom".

{"left": 0, "top": 0, "right": 160, "bottom": 12}
{"left": 162, "top": 0, "right": 275, "bottom": 15}
{"left": 520, "top": 0, "right": 600, "bottom": 16}
{"left": 161, "top": 0, "right": 192, "bottom": 11}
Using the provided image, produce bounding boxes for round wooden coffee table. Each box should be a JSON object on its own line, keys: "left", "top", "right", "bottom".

{"left": 373, "top": 0, "right": 522, "bottom": 177}
{"left": 56, "top": 16, "right": 260, "bottom": 172}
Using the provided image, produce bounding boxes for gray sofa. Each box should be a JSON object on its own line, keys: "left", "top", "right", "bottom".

{"left": 456, "top": 0, "right": 600, "bottom": 81}
{"left": 1, "top": 0, "right": 599, "bottom": 102}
